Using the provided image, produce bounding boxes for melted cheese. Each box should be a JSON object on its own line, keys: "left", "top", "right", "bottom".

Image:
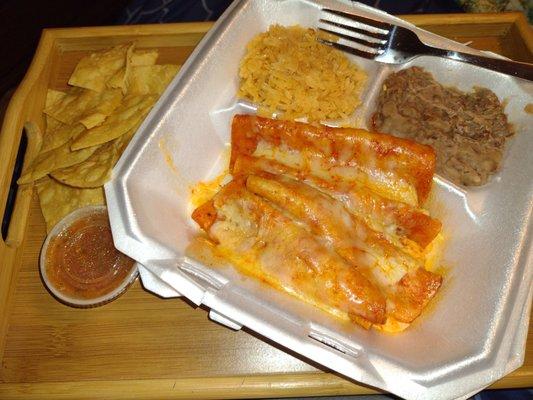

{"left": 233, "top": 155, "right": 442, "bottom": 250}
{"left": 424, "top": 233, "right": 446, "bottom": 273}
{"left": 253, "top": 139, "right": 418, "bottom": 206}
{"left": 190, "top": 115, "right": 444, "bottom": 332}
{"left": 246, "top": 175, "right": 421, "bottom": 287}
{"left": 199, "top": 243, "right": 353, "bottom": 323}
{"left": 189, "top": 174, "right": 228, "bottom": 209}
{"left": 206, "top": 182, "right": 387, "bottom": 325}
{"left": 373, "top": 317, "right": 410, "bottom": 333}
{"left": 232, "top": 115, "right": 436, "bottom": 206}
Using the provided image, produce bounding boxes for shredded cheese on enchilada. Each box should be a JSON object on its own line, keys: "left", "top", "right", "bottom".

{"left": 188, "top": 115, "right": 444, "bottom": 333}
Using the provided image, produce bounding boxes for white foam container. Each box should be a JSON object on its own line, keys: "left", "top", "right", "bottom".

{"left": 105, "top": 1, "right": 533, "bottom": 399}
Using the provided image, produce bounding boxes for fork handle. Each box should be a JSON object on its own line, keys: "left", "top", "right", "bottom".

{"left": 427, "top": 47, "right": 533, "bottom": 81}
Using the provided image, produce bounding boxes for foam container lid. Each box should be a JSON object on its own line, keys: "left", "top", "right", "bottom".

{"left": 105, "top": 1, "right": 533, "bottom": 399}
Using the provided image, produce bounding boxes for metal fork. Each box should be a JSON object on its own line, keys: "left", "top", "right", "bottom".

{"left": 318, "top": 9, "right": 533, "bottom": 81}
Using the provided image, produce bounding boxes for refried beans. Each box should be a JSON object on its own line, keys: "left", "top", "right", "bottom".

{"left": 372, "top": 66, "right": 514, "bottom": 186}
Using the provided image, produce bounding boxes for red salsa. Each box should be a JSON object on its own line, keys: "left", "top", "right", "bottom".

{"left": 45, "top": 210, "right": 135, "bottom": 300}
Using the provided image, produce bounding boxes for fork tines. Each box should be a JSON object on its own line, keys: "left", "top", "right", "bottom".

{"left": 318, "top": 8, "right": 391, "bottom": 59}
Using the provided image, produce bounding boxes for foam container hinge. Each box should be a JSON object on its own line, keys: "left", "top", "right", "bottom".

{"left": 105, "top": 1, "right": 533, "bottom": 399}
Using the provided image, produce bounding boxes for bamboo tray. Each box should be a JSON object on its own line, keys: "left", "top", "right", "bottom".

{"left": 0, "top": 12, "right": 531, "bottom": 400}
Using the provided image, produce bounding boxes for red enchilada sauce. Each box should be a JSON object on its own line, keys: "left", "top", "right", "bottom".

{"left": 45, "top": 211, "right": 135, "bottom": 299}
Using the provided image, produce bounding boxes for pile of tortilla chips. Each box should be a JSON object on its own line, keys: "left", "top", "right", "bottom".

{"left": 18, "top": 43, "right": 180, "bottom": 232}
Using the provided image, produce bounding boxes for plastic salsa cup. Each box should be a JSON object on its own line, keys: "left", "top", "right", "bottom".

{"left": 40, "top": 205, "right": 138, "bottom": 307}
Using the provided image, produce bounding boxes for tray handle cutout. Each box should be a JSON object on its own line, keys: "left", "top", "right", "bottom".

{"left": 1, "top": 132, "right": 27, "bottom": 241}
{"left": 1, "top": 122, "right": 42, "bottom": 247}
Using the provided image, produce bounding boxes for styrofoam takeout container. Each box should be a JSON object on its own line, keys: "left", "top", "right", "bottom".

{"left": 105, "top": 1, "right": 533, "bottom": 399}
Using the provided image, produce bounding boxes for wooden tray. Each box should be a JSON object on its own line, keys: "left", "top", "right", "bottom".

{"left": 0, "top": 13, "right": 531, "bottom": 400}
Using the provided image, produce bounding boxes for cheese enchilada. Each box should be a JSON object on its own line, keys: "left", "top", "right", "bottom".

{"left": 191, "top": 115, "right": 443, "bottom": 332}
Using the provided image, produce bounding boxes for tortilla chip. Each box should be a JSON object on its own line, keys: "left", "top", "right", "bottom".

{"left": 46, "top": 89, "right": 67, "bottom": 109}
{"left": 15, "top": 123, "right": 44, "bottom": 215}
{"left": 131, "top": 50, "right": 158, "bottom": 66}
{"left": 108, "top": 48, "right": 159, "bottom": 94}
{"left": 77, "top": 88, "right": 124, "bottom": 129}
{"left": 51, "top": 119, "right": 140, "bottom": 188}
{"left": 116, "top": 123, "right": 138, "bottom": 149}
{"left": 42, "top": 122, "right": 85, "bottom": 153}
{"left": 68, "top": 43, "right": 133, "bottom": 92}
{"left": 36, "top": 176, "right": 105, "bottom": 232}
{"left": 107, "top": 68, "right": 127, "bottom": 92}
{"left": 51, "top": 137, "right": 122, "bottom": 188}
{"left": 45, "top": 114, "right": 63, "bottom": 135}
{"left": 17, "top": 139, "right": 99, "bottom": 184}
{"left": 44, "top": 87, "right": 123, "bottom": 128}
{"left": 107, "top": 44, "right": 135, "bottom": 93}
{"left": 128, "top": 65, "right": 180, "bottom": 95}
{"left": 22, "top": 45, "right": 178, "bottom": 232}
{"left": 78, "top": 113, "right": 104, "bottom": 129}
{"left": 71, "top": 94, "right": 156, "bottom": 150}
{"left": 43, "top": 87, "right": 84, "bottom": 124}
